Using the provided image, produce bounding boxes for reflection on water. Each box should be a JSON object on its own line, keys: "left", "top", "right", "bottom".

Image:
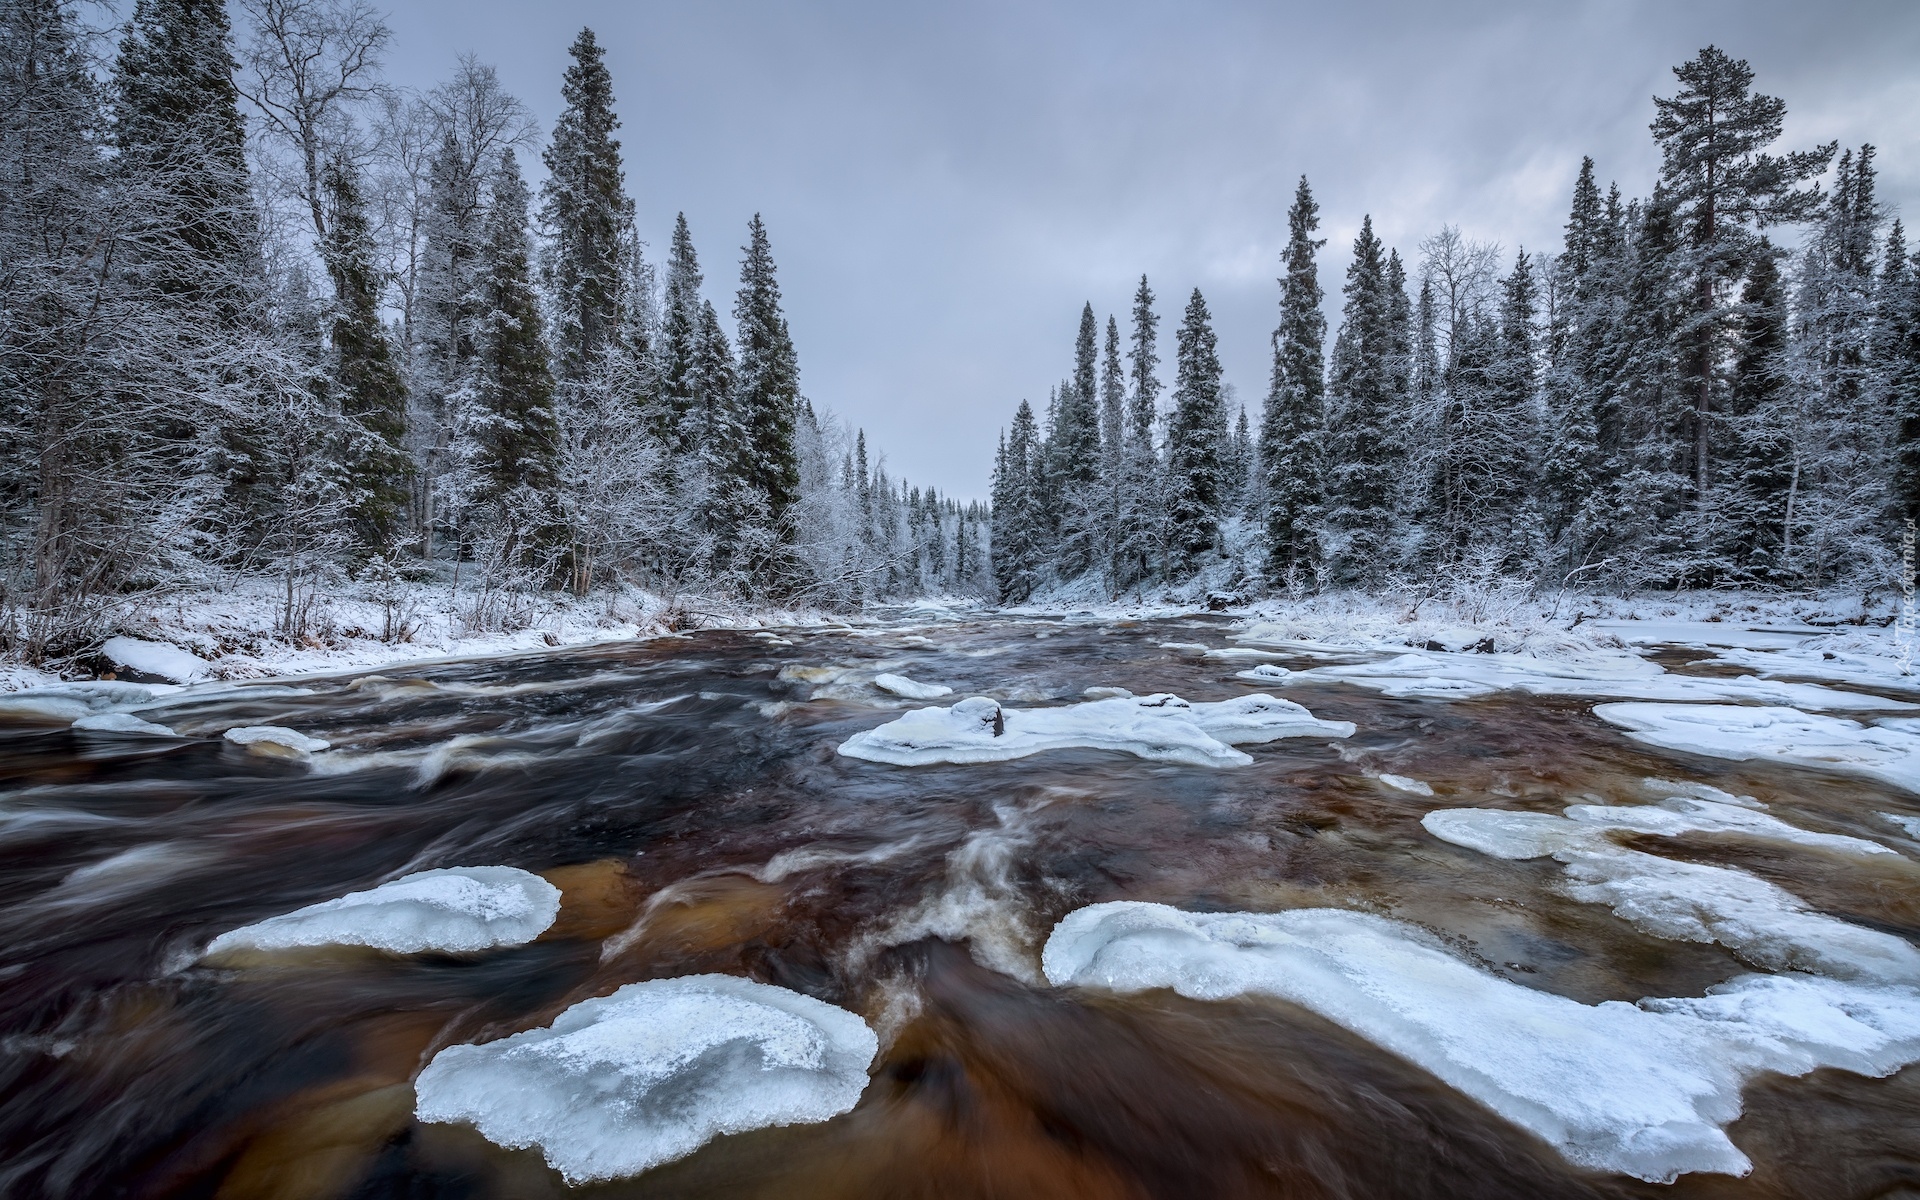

{"left": 1, "top": 614, "right": 1916, "bottom": 1198}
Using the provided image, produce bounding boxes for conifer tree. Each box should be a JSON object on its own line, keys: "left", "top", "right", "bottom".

{"left": 1098, "top": 315, "right": 1126, "bottom": 582}
{"left": 1484, "top": 249, "right": 1539, "bottom": 550}
{"left": 1052, "top": 303, "right": 1104, "bottom": 573}
{"left": 733, "top": 214, "right": 802, "bottom": 524}
{"left": 112, "top": 0, "right": 256, "bottom": 316}
{"left": 1542, "top": 159, "right": 1607, "bottom": 551}
{"left": 540, "top": 27, "right": 629, "bottom": 383}
{"left": 991, "top": 401, "right": 1042, "bottom": 602}
{"left": 692, "top": 298, "right": 750, "bottom": 554}
{"left": 1721, "top": 240, "right": 1791, "bottom": 574}
{"left": 1259, "top": 177, "right": 1328, "bottom": 587}
{"left": 657, "top": 212, "right": 703, "bottom": 448}
{"left": 319, "top": 157, "right": 410, "bottom": 554}
{"left": 469, "top": 149, "right": 559, "bottom": 514}
{"left": 1881, "top": 223, "right": 1920, "bottom": 524}
{"left": 1323, "top": 216, "right": 1401, "bottom": 585}
{"left": 1116, "top": 276, "right": 1164, "bottom": 588}
{"left": 1165, "top": 288, "right": 1226, "bottom": 574}
{"left": 1652, "top": 45, "right": 1833, "bottom": 501}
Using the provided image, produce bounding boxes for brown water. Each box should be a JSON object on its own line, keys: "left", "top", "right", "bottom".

{"left": 1, "top": 614, "right": 1917, "bottom": 1199}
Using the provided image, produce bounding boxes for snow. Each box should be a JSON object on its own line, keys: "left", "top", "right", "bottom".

{"left": 0, "top": 681, "right": 177, "bottom": 722}
{"left": 413, "top": 974, "right": 877, "bottom": 1183}
{"left": 1253, "top": 649, "right": 1910, "bottom": 710}
{"left": 1881, "top": 812, "right": 1920, "bottom": 840}
{"left": 872, "top": 672, "right": 953, "bottom": 700}
{"left": 71, "top": 712, "right": 180, "bottom": 737}
{"left": 204, "top": 866, "right": 559, "bottom": 956}
{"left": 99, "top": 636, "right": 212, "bottom": 683}
{"left": 223, "top": 725, "right": 331, "bottom": 757}
{"left": 837, "top": 692, "right": 1354, "bottom": 768}
{"left": 1421, "top": 807, "right": 1918, "bottom": 982}
{"left": 1042, "top": 902, "right": 1920, "bottom": 1183}
{"left": 1593, "top": 703, "right": 1920, "bottom": 793}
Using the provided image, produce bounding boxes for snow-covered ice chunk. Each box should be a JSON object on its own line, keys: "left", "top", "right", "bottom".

{"left": 1159, "top": 642, "right": 1211, "bottom": 655}
{"left": 1271, "top": 650, "right": 1910, "bottom": 710}
{"left": 1641, "top": 778, "right": 1765, "bottom": 809}
{"left": 1082, "top": 686, "right": 1133, "bottom": 699}
{"left": 1880, "top": 812, "right": 1920, "bottom": 840}
{"left": 413, "top": 974, "right": 876, "bottom": 1183}
{"left": 1234, "top": 663, "right": 1291, "bottom": 681}
{"left": 223, "top": 725, "right": 331, "bottom": 757}
{"left": 837, "top": 692, "right": 1353, "bottom": 768}
{"left": 1593, "top": 703, "right": 1920, "bottom": 793}
{"left": 71, "top": 712, "right": 180, "bottom": 738}
{"left": 204, "top": 865, "right": 559, "bottom": 956}
{"left": 1422, "top": 808, "right": 1920, "bottom": 982}
{"left": 1563, "top": 796, "right": 1895, "bottom": 857}
{"left": 1376, "top": 773, "right": 1434, "bottom": 796}
{"left": 99, "top": 635, "right": 212, "bottom": 683}
{"left": 0, "top": 681, "right": 174, "bottom": 722}
{"left": 872, "top": 672, "right": 953, "bottom": 700}
{"left": 1042, "top": 902, "right": 1920, "bottom": 1182}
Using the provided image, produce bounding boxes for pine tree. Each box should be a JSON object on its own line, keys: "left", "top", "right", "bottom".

{"left": 1483, "top": 249, "right": 1539, "bottom": 552}
{"left": 540, "top": 27, "right": 629, "bottom": 383}
{"left": 469, "top": 150, "right": 559, "bottom": 514}
{"left": 1259, "top": 177, "right": 1328, "bottom": 588}
{"left": 319, "top": 157, "right": 410, "bottom": 555}
{"left": 1542, "top": 159, "right": 1607, "bottom": 554}
{"left": 732, "top": 214, "right": 802, "bottom": 525}
{"left": 692, "top": 298, "right": 750, "bottom": 559}
{"left": 1116, "top": 276, "right": 1164, "bottom": 588}
{"left": 657, "top": 212, "right": 703, "bottom": 449}
{"left": 1052, "top": 303, "right": 1104, "bottom": 574}
{"left": 1721, "top": 240, "right": 1792, "bottom": 575}
{"left": 991, "top": 402, "right": 1042, "bottom": 602}
{"left": 1652, "top": 45, "right": 1833, "bottom": 502}
{"left": 112, "top": 0, "right": 255, "bottom": 316}
{"left": 1323, "top": 216, "right": 1402, "bottom": 585}
{"left": 1097, "top": 314, "right": 1126, "bottom": 584}
{"left": 1881, "top": 223, "right": 1920, "bottom": 524}
{"left": 1166, "top": 288, "right": 1226, "bottom": 575}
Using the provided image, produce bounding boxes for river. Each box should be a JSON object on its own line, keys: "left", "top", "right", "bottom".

{"left": 1, "top": 613, "right": 1915, "bottom": 1199}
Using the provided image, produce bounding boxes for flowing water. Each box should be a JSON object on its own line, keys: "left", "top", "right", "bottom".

{"left": 1, "top": 614, "right": 1917, "bottom": 1199}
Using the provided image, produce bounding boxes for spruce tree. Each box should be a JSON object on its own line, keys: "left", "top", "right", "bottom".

{"left": 1052, "top": 303, "right": 1104, "bottom": 574}
{"left": 1116, "top": 276, "right": 1164, "bottom": 588}
{"left": 1652, "top": 45, "right": 1833, "bottom": 501}
{"left": 1259, "top": 176, "right": 1328, "bottom": 587}
{"left": 540, "top": 27, "right": 629, "bottom": 383}
{"left": 1542, "top": 159, "right": 1607, "bottom": 552}
{"left": 657, "top": 212, "right": 703, "bottom": 449}
{"left": 1484, "top": 249, "right": 1539, "bottom": 551}
{"left": 1323, "top": 216, "right": 1401, "bottom": 585}
{"left": 1098, "top": 315, "right": 1126, "bottom": 582}
{"left": 319, "top": 157, "right": 410, "bottom": 555}
{"left": 470, "top": 150, "right": 559, "bottom": 514}
{"left": 1881, "top": 223, "right": 1920, "bottom": 524}
{"left": 1721, "top": 240, "right": 1791, "bottom": 575}
{"left": 112, "top": 0, "right": 255, "bottom": 316}
{"left": 733, "top": 214, "right": 802, "bottom": 525}
{"left": 991, "top": 401, "right": 1042, "bottom": 602}
{"left": 1165, "top": 288, "right": 1226, "bottom": 575}
{"left": 692, "top": 298, "right": 750, "bottom": 557}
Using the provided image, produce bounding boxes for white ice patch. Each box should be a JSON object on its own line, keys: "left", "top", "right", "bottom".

{"left": 1880, "top": 812, "right": 1920, "bottom": 840}
{"left": 1376, "top": 773, "right": 1434, "bottom": 796}
{"left": 1421, "top": 807, "right": 1919, "bottom": 983}
{"left": 413, "top": 974, "right": 876, "bottom": 1183}
{"left": 71, "top": 712, "right": 180, "bottom": 738}
{"left": 204, "top": 865, "right": 559, "bottom": 956}
{"left": 99, "top": 636, "right": 213, "bottom": 683}
{"left": 0, "top": 681, "right": 176, "bottom": 722}
{"left": 1564, "top": 796, "right": 1895, "bottom": 858}
{"left": 1235, "top": 663, "right": 1291, "bottom": 682}
{"left": 1264, "top": 650, "right": 1910, "bottom": 710}
{"left": 1082, "top": 686, "right": 1133, "bottom": 699}
{"left": 837, "top": 693, "right": 1353, "bottom": 768}
{"left": 1593, "top": 703, "right": 1920, "bottom": 793}
{"left": 223, "top": 725, "right": 331, "bottom": 757}
{"left": 872, "top": 673, "right": 953, "bottom": 700}
{"left": 1042, "top": 902, "right": 1920, "bottom": 1183}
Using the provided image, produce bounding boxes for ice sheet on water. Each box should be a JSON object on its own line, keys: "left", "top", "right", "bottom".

{"left": 204, "top": 865, "right": 560, "bottom": 956}
{"left": 1880, "top": 812, "right": 1920, "bottom": 840}
{"left": 1042, "top": 902, "right": 1920, "bottom": 1182}
{"left": 1422, "top": 807, "right": 1919, "bottom": 983}
{"left": 837, "top": 692, "right": 1354, "bottom": 768}
{"left": 1376, "top": 773, "right": 1434, "bottom": 796}
{"left": 100, "top": 636, "right": 212, "bottom": 683}
{"left": 1593, "top": 703, "right": 1920, "bottom": 793}
{"left": 414, "top": 974, "right": 876, "bottom": 1183}
{"left": 872, "top": 672, "right": 953, "bottom": 700}
{"left": 71, "top": 712, "right": 180, "bottom": 738}
{"left": 0, "top": 681, "right": 177, "bottom": 722}
{"left": 223, "top": 725, "right": 330, "bottom": 757}
{"left": 1563, "top": 795, "right": 1895, "bottom": 857}
{"left": 1263, "top": 649, "right": 1911, "bottom": 710}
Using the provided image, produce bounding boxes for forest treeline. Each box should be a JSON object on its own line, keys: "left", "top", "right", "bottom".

{"left": 991, "top": 46, "right": 1920, "bottom": 604}
{"left": 0, "top": 0, "right": 988, "bottom": 660}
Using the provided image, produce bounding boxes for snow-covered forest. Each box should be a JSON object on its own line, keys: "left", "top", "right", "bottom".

{"left": 0, "top": 0, "right": 990, "bottom": 663}
{"left": 991, "top": 46, "right": 1920, "bottom": 605}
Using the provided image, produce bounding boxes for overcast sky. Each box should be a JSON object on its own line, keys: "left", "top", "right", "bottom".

{"left": 379, "top": 0, "right": 1920, "bottom": 501}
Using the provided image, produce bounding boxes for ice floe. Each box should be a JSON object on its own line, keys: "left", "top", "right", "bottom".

{"left": 872, "top": 672, "right": 953, "bottom": 700}
{"left": 70, "top": 712, "right": 180, "bottom": 737}
{"left": 1376, "top": 773, "right": 1434, "bottom": 796}
{"left": 204, "top": 865, "right": 559, "bottom": 956}
{"left": 413, "top": 974, "right": 876, "bottom": 1183}
{"left": 837, "top": 692, "right": 1354, "bottom": 768}
{"left": 1042, "top": 902, "right": 1920, "bottom": 1182}
{"left": 1421, "top": 806, "right": 1918, "bottom": 982}
{"left": 100, "top": 635, "right": 213, "bottom": 683}
{"left": 1593, "top": 703, "right": 1920, "bottom": 792}
{"left": 0, "top": 681, "right": 177, "bottom": 722}
{"left": 1243, "top": 649, "right": 1911, "bottom": 710}
{"left": 223, "top": 725, "right": 331, "bottom": 758}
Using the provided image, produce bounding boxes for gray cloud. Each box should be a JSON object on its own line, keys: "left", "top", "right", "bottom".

{"left": 380, "top": 0, "right": 1920, "bottom": 499}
